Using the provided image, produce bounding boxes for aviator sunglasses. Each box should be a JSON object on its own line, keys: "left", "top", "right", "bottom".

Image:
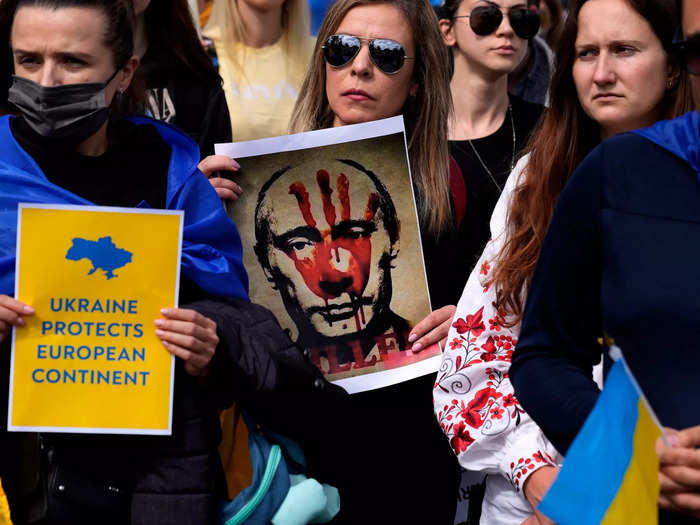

{"left": 322, "top": 34, "right": 414, "bottom": 74}
{"left": 453, "top": 3, "right": 540, "bottom": 40}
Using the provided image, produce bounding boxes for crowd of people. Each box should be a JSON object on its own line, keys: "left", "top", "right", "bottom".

{"left": 0, "top": 0, "right": 700, "bottom": 524}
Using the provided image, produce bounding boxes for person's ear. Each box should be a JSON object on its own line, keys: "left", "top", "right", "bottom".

{"left": 117, "top": 55, "right": 140, "bottom": 94}
{"left": 666, "top": 61, "right": 681, "bottom": 90}
{"left": 439, "top": 18, "right": 456, "bottom": 47}
{"left": 409, "top": 81, "right": 418, "bottom": 98}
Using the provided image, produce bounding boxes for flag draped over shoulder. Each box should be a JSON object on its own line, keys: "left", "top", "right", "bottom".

{"left": 0, "top": 115, "right": 249, "bottom": 301}
{"left": 538, "top": 356, "right": 661, "bottom": 525}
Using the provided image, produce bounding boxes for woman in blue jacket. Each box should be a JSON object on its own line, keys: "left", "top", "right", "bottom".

{"left": 511, "top": 1, "right": 700, "bottom": 521}
{"left": 0, "top": 0, "right": 249, "bottom": 523}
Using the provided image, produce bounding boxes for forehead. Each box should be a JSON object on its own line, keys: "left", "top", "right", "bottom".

{"left": 11, "top": 6, "right": 109, "bottom": 54}
{"left": 462, "top": 0, "right": 528, "bottom": 10}
{"left": 335, "top": 3, "right": 413, "bottom": 49}
{"left": 261, "top": 162, "right": 381, "bottom": 233}
{"left": 575, "top": 0, "right": 656, "bottom": 44}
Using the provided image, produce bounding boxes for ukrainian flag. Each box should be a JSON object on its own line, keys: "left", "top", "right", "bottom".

{"left": 538, "top": 347, "right": 662, "bottom": 524}
{"left": 0, "top": 478, "right": 11, "bottom": 525}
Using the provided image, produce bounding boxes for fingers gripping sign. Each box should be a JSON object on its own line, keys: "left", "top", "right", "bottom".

{"left": 0, "top": 295, "right": 34, "bottom": 344}
{"left": 198, "top": 155, "right": 243, "bottom": 201}
{"left": 154, "top": 308, "right": 219, "bottom": 377}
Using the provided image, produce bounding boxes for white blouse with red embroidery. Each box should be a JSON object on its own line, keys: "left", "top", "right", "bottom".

{"left": 434, "top": 155, "right": 562, "bottom": 524}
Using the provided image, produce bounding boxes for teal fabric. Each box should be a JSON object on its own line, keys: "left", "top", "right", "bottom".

{"left": 271, "top": 475, "right": 340, "bottom": 525}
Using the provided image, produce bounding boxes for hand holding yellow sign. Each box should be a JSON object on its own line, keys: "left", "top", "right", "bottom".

{"left": 9, "top": 204, "right": 184, "bottom": 435}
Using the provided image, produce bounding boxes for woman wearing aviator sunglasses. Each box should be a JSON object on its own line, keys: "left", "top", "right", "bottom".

{"left": 289, "top": 0, "right": 463, "bottom": 523}
{"left": 406, "top": 0, "right": 544, "bottom": 393}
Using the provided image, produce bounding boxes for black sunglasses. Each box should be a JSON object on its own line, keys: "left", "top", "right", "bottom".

{"left": 322, "top": 34, "right": 414, "bottom": 75}
{"left": 453, "top": 3, "right": 540, "bottom": 40}
{"left": 672, "top": 39, "right": 700, "bottom": 76}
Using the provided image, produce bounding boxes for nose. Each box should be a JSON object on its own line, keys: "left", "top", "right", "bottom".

{"left": 592, "top": 53, "right": 615, "bottom": 86}
{"left": 495, "top": 10, "right": 515, "bottom": 37}
{"left": 319, "top": 277, "right": 353, "bottom": 297}
{"left": 351, "top": 42, "right": 373, "bottom": 79}
{"left": 38, "top": 61, "right": 60, "bottom": 87}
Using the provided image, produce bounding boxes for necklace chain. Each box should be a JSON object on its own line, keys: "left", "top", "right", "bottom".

{"left": 466, "top": 104, "right": 516, "bottom": 194}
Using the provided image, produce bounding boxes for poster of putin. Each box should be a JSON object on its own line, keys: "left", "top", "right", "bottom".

{"left": 215, "top": 117, "right": 439, "bottom": 393}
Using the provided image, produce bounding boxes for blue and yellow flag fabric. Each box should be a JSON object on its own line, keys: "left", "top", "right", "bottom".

{"left": 538, "top": 349, "right": 662, "bottom": 524}
{"left": 0, "top": 479, "right": 11, "bottom": 525}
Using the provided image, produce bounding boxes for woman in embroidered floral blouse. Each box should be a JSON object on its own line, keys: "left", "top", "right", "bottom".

{"left": 433, "top": 0, "right": 692, "bottom": 523}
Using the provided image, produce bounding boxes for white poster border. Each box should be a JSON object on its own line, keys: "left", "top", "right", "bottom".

{"left": 8, "top": 203, "right": 182, "bottom": 435}
{"left": 216, "top": 116, "right": 440, "bottom": 393}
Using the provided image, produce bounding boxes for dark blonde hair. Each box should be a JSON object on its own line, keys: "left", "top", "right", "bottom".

{"left": 492, "top": 0, "right": 693, "bottom": 325}
{"left": 289, "top": 0, "right": 454, "bottom": 235}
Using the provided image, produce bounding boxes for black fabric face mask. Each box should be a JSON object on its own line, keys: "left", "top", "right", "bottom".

{"left": 7, "top": 68, "right": 122, "bottom": 144}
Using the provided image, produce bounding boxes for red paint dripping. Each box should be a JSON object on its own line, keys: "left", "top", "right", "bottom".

{"left": 316, "top": 169, "right": 336, "bottom": 227}
{"left": 289, "top": 182, "right": 317, "bottom": 227}
{"left": 365, "top": 192, "right": 380, "bottom": 221}
{"left": 338, "top": 173, "right": 351, "bottom": 221}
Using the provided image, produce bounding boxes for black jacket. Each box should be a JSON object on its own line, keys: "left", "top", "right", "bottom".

{"left": 2, "top": 298, "right": 348, "bottom": 525}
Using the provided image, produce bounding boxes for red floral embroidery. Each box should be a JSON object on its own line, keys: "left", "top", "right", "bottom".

{"left": 449, "top": 338, "right": 461, "bottom": 350}
{"left": 490, "top": 406, "right": 504, "bottom": 419}
{"left": 503, "top": 393, "right": 518, "bottom": 407}
{"left": 450, "top": 422, "right": 475, "bottom": 454}
{"left": 480, "top": 260, "right": 491, "bottom": 275}
{"left": 452, "top": 306, "right": 486, "bottom": 337}
{"left": 507, "top": 451, "right": 550, "bottom": 491}
{"left": 460, "top": 387, "right": 502, "bottom": 428}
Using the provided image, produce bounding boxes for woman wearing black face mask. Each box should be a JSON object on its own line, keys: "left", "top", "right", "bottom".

{"left": 0, "top": 1, "right": 250, "bottom": 523}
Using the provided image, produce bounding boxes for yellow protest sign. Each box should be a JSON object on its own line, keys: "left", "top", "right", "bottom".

{"left": 9, "top": 204, "right": 183, "bottom": 435}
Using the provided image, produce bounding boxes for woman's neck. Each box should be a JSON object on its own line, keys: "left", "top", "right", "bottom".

{"left": 448, "top": 57, "right": 510, "bottom": 141}
{"left": 238, "top": 1, "right": 283, "bottom": 48}
{"left": 134, "top": 12, "right": 148, "bottom": 59}
{"left": 77, "top": 122, "right": 109, "bottom": 156}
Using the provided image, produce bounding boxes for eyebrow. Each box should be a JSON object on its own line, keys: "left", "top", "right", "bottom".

{"left": 13, "top": 48, "right": 93, "bottom": 60}
{"left": 273, "top": 226, "right": 322, "bottom": 250}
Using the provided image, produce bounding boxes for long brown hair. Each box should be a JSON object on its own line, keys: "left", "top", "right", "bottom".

{"left": 492, "top": 0, "right": 693, "bottom": 325}
{"left": 289, "top": 0, "right": 454, "bottom": 235}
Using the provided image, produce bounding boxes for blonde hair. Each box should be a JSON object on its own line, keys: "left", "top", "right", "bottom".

{"left": 205, "top": 0, "right": 310, "bottom": 78}
{"left": 289, "top": 0, "right": 453, "bottom": 235}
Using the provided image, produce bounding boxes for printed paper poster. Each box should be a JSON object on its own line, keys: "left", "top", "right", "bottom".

{"left": 9, "top": 204, "right": 183, "bottom": 434}
{"left": 216, "top": 116, "right": 440, "bottom": 393}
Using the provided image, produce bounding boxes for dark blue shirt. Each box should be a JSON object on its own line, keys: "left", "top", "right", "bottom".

{"left": 511, "top": 131, "right": 700, "bottom": 455}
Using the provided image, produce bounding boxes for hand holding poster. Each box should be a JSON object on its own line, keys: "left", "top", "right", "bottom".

{"left": 216, "top": 116, "right": 439, "bottom": 393}
{"left": 9, "top": 204, "right": 183, "bottom": 434}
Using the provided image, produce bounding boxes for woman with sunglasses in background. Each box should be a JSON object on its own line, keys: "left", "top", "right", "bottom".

{"left": 288, "top": 0, "right": 463, "bottom": 522}
{"left": 434, "top": 0, "right": 692, "bottom": 522}
{"left": 407, "top": 0, "right": 542, "bottom": 377}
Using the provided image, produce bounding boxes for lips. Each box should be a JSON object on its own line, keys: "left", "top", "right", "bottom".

{"left": 493, "top": 45, "right": 516, "bottom": 54}
{"left": 593, "top": 93, "right": 623, "bottom": 100}
{"left": 342, "top": 88, "right": 374, "bottom": 101}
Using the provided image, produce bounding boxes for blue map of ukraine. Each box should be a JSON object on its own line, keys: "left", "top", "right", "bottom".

{"left": 65, "top": 236, "right": 133, "bottom": 280}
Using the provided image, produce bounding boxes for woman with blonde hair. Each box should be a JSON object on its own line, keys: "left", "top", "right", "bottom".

{"left": 287, "top": 0, "right": 462, "bottom": 522}
{"left": 203, "top": 0, "right": 314, "bottom": 142}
